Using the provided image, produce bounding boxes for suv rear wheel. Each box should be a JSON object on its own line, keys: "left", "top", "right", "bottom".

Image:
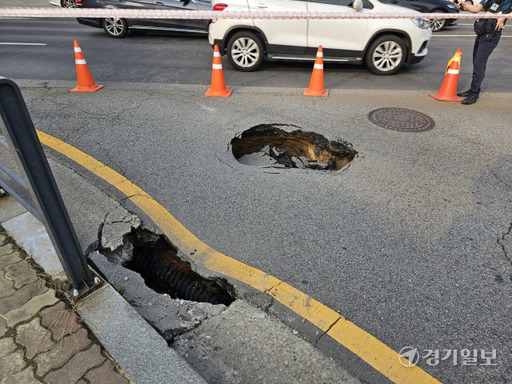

{"left": 102, "top": 18, "right": 129, "bottom": 38}
{"left": 365, "top": 35, "right": 407, "bottom": 76}
{"left": 227, "top": 31, "right": 264, "bottom": 72}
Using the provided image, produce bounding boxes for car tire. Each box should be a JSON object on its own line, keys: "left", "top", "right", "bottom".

{"left": 102, "top": 18, "right": 129, "bottom": 38}
{"left": 429, "top": 11, "right": 447, "bottom": 32}
{"left": 61, "top": 0, "right": 75, "bottom": 7}
{"left": 227, "top": 31, "right": 264, "bottom": 72}
{"left": 365, "top": 35, "right": 407, "bottom": 76}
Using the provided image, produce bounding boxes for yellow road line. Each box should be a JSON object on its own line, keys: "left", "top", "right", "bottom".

{"left": 38, "top": 130, "right": 442, "bottom": 384}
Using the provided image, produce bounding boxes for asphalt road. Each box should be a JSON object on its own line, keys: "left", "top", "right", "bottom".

{"left": 1, "top": 2, "right": 512, "bottom": 384}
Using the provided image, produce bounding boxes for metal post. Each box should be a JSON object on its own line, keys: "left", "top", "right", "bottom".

{"left": 0, "top": 78, "right": 99, "bottom": 297}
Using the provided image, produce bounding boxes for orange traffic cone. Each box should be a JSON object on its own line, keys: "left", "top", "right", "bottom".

{"left": 71, "top": 40, "right": 104, "bottom": 93}
{"left": 429, "top": 49, "right": 462, "bottom": 102}
{"left": 304, "top": 46, "right": 328, "bottom": 97}
{"left": 205, "top": 45, "right": 232, "bottom": 97}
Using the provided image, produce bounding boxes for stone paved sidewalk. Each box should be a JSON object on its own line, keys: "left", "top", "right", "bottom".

{"left": 0, "top": 232, "right": 132, "bottom": 384}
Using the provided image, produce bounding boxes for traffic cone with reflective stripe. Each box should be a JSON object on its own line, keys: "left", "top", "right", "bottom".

{"left": 304, "top": 46, "right": 328, "bottom": 97}
{"left": 429, "top": 49, "right": 462, "bottom": 102}
{"left": 205, "top": 45, "right": 232, "bottom": 97}
{"left": 71, "top": 40, "right": 104, "bottom": 93}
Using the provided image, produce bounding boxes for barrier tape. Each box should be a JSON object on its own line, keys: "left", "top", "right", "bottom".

{"left": 0, "top": 7, "right": 510, "bottom": 20}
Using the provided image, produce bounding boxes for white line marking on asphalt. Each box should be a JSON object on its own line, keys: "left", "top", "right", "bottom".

{"left": 0, "top": 17, "right": 36, "bottom": 20}
{"left": 434, "top": 34, "right": 512, "bottom": 37}
{"left": 0, "top": 42, "right": 47, "bottom": 46}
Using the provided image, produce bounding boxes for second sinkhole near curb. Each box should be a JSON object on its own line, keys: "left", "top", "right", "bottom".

{"left": 122, "top": 229, "right": 234, "bottom": 306}
{"left": 231, "top": 124, "right": 357, "bottom": 171}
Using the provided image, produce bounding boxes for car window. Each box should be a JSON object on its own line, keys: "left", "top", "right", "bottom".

{"left": 309, "top": 0, "right": 373, "bottom": 8}
{"left": 309, "top": 0, "right": 353, "bottom": 6}
{"left": 363, "top": 0, "right": 373, "bottom": 8}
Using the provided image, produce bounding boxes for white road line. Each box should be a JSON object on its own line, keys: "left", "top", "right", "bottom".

{"left": 434, "top": 34, "right": 512, "bottom": 37}
{"left": 0, "top": 42, "right": 47, "bottom": 46}
{"left": 0, "top": 17, "right": 37, "bottom": 20}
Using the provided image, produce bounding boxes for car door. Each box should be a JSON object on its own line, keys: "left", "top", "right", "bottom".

{"left": 307, "top": 0, "right": 368, "bottom": 54}
{"left": 154, "top": 0, "right": 206, "bottom": 31}
{"left": 194, "top": 0, "right": 212, "bottom": 31}
{"left": 247, "top": 0, "right": 308, "bottom": 54}
{"left": 110, "top": 0, "right": 156, "bottom": 28}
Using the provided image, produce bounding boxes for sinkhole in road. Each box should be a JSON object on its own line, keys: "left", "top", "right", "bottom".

{"left": 231, "top": 124, "right": 357, "bottom": 171}
{"left": 123, "top": 228, "right": 234, "bottom": 306}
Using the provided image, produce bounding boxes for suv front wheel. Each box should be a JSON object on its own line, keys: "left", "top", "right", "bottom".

{"left": 366, "top": 35, "right": 407, "bottom": 76}
{"left": 227, "top": 31, "right": 264, "bottom": 72}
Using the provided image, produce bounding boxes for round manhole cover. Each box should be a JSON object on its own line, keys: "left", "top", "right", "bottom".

{"left": 368, "top": 108, "right": 435, "bottom": 132}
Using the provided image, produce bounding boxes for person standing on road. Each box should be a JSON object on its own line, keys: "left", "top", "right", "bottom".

{"left": 455, "top": 0, "right": 511, "bottom": 104}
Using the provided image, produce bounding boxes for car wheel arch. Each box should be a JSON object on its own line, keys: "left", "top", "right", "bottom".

{"left": 220, "top": 26, "right": 269, "bottom": 55}
{"left": 102, "top": 5, "right": 134, "bottom": 27}
{"left": 364, "top": 30, "right": 411, "bottom": 55}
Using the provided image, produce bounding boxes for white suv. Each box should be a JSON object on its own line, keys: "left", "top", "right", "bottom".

{"left": 208, "top": 0, "right": 432, "bottom": 75}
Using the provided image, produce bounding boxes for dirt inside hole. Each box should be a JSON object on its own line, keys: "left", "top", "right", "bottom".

{"left": 123, "top": 229, "right": 234, "bottom": 306}
{"left": 231, "top": 124, "right": 357, "bottom": 171}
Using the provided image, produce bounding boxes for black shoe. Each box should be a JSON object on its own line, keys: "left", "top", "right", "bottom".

{"left": 457, "top": 89, "right": 472, "bottom": 97}
{"left": 462, "top": 94, "right": 479, "bottom": 105}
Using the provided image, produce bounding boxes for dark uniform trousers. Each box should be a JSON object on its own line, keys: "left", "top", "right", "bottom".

{"left": 470, "top": 31, "right": 502, "bottom": 95}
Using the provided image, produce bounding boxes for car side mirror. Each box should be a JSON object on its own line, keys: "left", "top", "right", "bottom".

{"left": 352, "top": 0, "right": 363, "bottom": 12}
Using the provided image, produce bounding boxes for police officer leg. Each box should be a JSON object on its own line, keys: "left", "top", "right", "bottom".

{"left": 458, "top": 36, "right": 481, "bottom": 98}
{"left": 469, "top": 33, "right": 501, "bottom": 95}
{"left": 472, "top": 34, "right": 479, "bottom": 69}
